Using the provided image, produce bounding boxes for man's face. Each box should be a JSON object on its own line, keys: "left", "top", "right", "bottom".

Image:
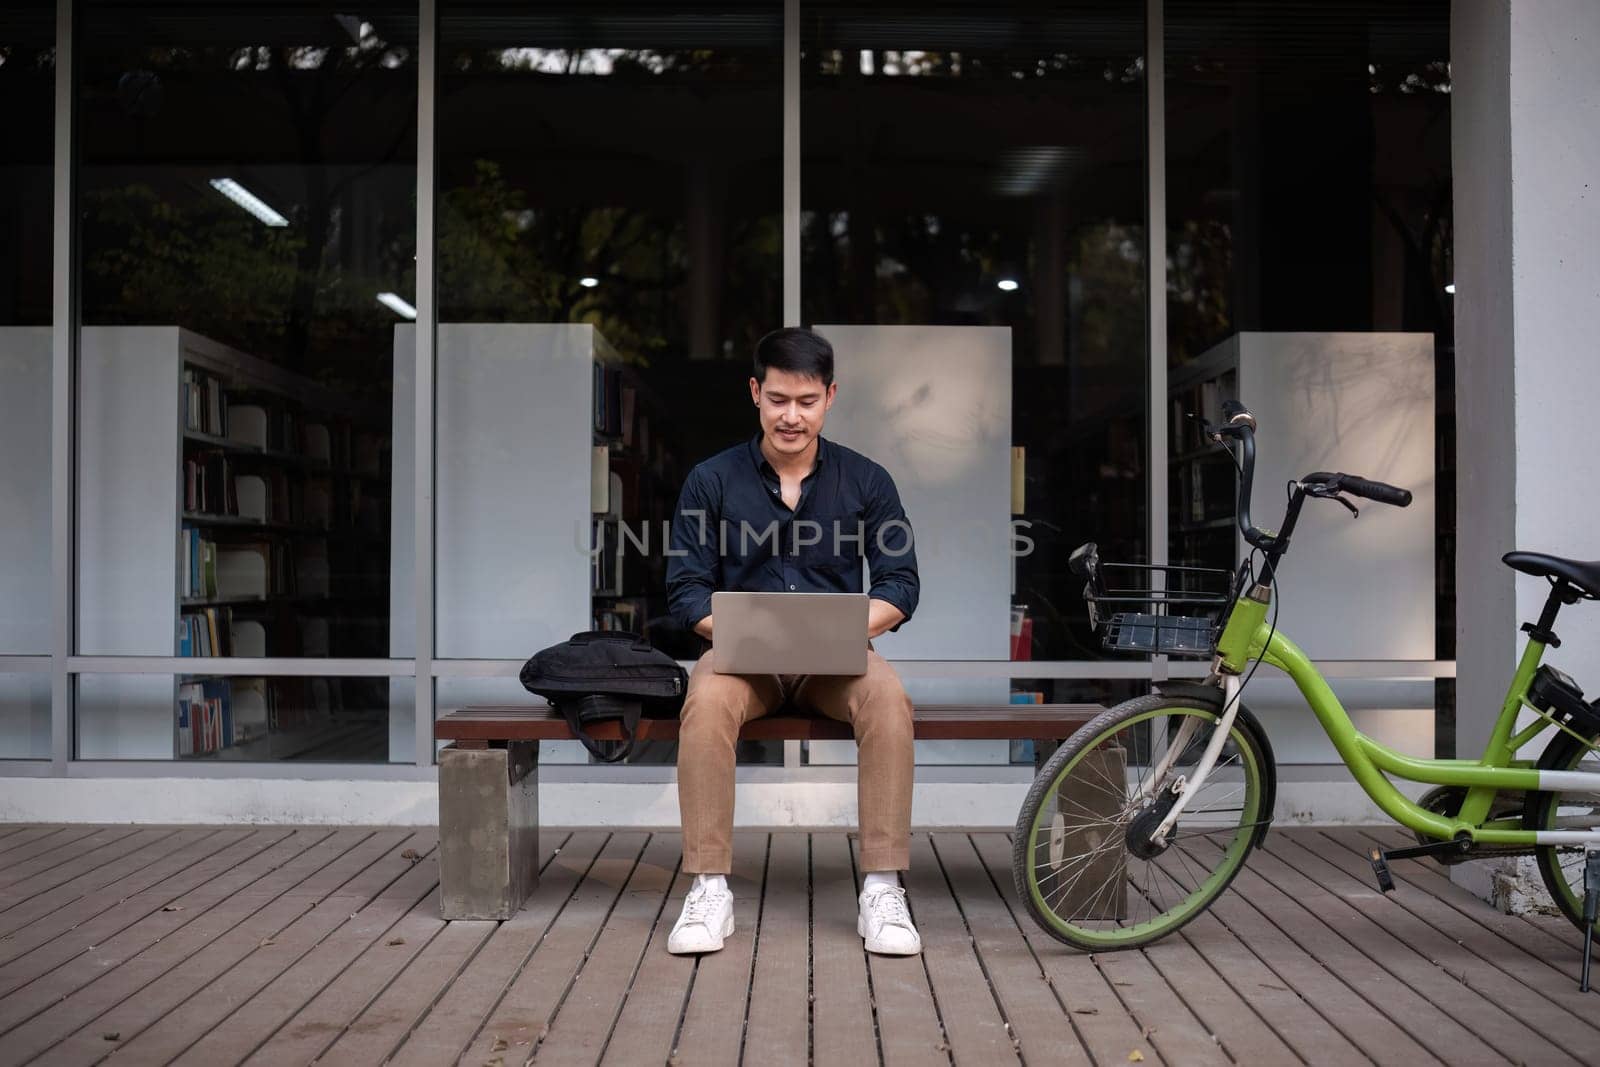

{"left": 750, "top": 367, "right": 836, "bottom": 458}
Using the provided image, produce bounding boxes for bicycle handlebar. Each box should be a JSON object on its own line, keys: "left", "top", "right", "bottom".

{"left": 1303, "top": 471, "right": 1413, "bottom": 508}
{"left": 1211, "top": 403, "right": 1275, "bottom": 550}
{"left": 1214, "top": 401, "right": 1414, "bottom": 556}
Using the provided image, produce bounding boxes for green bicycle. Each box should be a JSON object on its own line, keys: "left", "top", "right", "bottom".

{"left": 1013, "top": 399, "right": 1600, "bottom": 983}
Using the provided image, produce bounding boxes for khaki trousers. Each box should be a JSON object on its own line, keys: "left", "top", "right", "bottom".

{"left": 676, "top": 649, "right": 914, "bottom": 874}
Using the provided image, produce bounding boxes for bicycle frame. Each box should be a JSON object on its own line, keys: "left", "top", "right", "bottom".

{"left": 1213, "top": 587, "right": 1600, "bottom": 847}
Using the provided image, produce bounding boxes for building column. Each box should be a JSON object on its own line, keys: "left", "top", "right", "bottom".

{"left": 1452, "top": 0, "right": 1600, "bottom": 905}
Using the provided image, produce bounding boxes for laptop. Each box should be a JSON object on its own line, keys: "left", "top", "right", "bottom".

{"left": 710, "top": 591, "right": 869, "bottom": 676}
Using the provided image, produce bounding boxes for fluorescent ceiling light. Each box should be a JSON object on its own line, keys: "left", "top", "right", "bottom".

{"left": 997, "top": 278, "right": 1020, "bottom": 292}
{"left": 579, "top": 276, "right": 599, "bottom": 288}
{"left": 209, "top": 178, "right": 289, "bottom": 227}
{"left": 376, "top": 292, "right": 417, "bottom": 319}
{"left": 1444, "top": 282, "right": 1456, "bottom": 294}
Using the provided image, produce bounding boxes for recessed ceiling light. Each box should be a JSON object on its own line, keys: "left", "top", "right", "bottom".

{"left": 1444, "top": 282, "right": 1456, "bottom": 294}
{"left": 376, "top": 292, "right": 417, "bottom": 319}
{"left": 997, "top": 278, "right": 1020, "bottom": 292}
{"left": 209, "top": 178, "right": 288, "bottom": 227}
{"left": 580, "top": 276, "right": 599, "bottom": 288}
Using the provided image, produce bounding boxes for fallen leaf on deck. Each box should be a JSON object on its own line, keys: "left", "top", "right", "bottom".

{"left": 259, "top": 938, "right": 276, "bottom": 948}
{"left": 1128, "top": 1051, "right": 1145, "bottom": 1063}
{"left": 388, "top": 937, "right": 406, "bottom": 946}
{"left": 103, "top": 1033, "right": 120, "bottom": 1041}
{"left": 162, "top": 905, "right": 184, "bottom": 912}
{"left": 491, "top": 1037, "right": 508, "bottom": 1052}
{"left": 401, "top": 848, "right": 420, "bottom": 861}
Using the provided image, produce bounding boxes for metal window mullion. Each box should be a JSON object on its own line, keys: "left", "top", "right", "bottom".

{"left": 1145, "top": 0, "right": 1169, "bottom": 684}
{"left": 782, "top": 0, "right": 800, "bottom": 767}
{"left": 51, "top": 0, "right": 76, "bottom": 773}
{"left": 782, "top": 0, "right": 799, "bottom": 326}
{"left": 414, "top": 0, "right": 438, "bottom": 768}
{"left": 66, "top": 657, "right": 416, "bottom": 677}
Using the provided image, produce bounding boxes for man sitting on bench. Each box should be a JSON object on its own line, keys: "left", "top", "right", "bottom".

{"left": 664, "top": 327, "right": 923, "bottom": 957}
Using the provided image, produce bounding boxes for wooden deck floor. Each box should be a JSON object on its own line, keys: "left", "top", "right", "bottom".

{"left": 0, "top": 824, "right": 1595, "bottom": 1066}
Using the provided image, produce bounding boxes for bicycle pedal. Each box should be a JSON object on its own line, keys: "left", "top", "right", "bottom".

{"left": 1368, "top": 848, "right": 1396, "bottom": 894}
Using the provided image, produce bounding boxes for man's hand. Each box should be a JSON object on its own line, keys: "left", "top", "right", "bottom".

{"left": 867, "top": 598, "right": 905, "bottom": 639}
{"left": 694, "top": 614, "right": 714, "bottom": 641}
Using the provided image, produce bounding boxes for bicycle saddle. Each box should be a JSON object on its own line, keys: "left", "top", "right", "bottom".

{"left": 1503, "top": 552, "right": 1600, "bottom": 599}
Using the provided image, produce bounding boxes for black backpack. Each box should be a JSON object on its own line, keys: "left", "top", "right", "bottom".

{"left": 518, "top": 631, "right": 688, "bottom": 763}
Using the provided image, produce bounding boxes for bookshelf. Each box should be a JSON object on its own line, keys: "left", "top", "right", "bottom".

{"left": 590, "top": 357, "right": 682, "bottom": 641}
{"left": 1169, "top": 331, "right": 1437, "bottom": 765}
{"left": 76, "top": 326, "right": 391, "bottom": 760}
{"left": 1168, "top": 349, "right": 1241, "bottom": 572}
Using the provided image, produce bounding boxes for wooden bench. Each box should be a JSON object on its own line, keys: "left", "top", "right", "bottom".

{"left": 434, "top": 703, "right": 1099, "bottom": 919}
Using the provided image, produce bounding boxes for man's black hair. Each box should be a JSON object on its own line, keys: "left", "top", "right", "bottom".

{"left": 753, "top": 327, "right": 834, "bottom": 388}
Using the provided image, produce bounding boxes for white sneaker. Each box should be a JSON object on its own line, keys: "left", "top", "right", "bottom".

{"left": 858, "top": 884, "right": 922, "bottom": 956}
{"left": 668, "top": 880, "right": 735, "bottom": 955}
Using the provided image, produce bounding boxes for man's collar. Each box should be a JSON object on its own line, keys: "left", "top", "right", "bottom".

{"left": 749, "top": 432, "right": 828, "bottom": 480}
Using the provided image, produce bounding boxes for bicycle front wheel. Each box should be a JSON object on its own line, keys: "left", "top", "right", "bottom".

{"left": 1012, "top": 691, "right": 1272, "bottom": 951}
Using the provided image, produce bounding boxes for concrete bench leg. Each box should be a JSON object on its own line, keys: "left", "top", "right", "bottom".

{"left": 438, "top": 741, "right": 539, "bottom": 920}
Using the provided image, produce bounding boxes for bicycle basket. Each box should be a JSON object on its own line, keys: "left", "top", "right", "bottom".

{"left": 1068, "top": 542, "right": 1234, "bottom": 658}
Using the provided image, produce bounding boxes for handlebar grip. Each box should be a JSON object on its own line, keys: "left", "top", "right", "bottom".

{"left": 1337, "top": 474, "right": 1413, "bottom": 508}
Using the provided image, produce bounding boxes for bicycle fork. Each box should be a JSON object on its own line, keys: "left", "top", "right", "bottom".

{"left": 1147, "top": 674, "right": 1243, "bottom": 847}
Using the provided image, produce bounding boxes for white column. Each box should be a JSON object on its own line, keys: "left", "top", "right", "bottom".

{"left": 1452, "top": 0, "right": 1600, "bottom": 903}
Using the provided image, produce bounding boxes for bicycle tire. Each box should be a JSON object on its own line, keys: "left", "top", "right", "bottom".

{"left": 1011, "top": 689, "right": 1274, "bottom": 951}
{"left": 1526, "top": 727, "right": 1600, "bottom": 933}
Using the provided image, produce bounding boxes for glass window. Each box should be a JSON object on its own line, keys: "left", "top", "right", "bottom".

{"left": 0, "top": 3, "right": 54, "bottom": 761}
{"left": 801, "top": 1, "right": 1148, "bottom": 670}
{"left": 431, "top": 2, "right": 783, "bottom": 763}
{"left": 73, "top": 3, "right": 417, "bottom": 762}
{"left": 75, "top": 673, "right": 391, "bottom": 762}
{"left": 1164, "top": 1, "right": 1452, "bottom": 752}
{"left": 0, "top": 2, "right": 55, "bottom": 669}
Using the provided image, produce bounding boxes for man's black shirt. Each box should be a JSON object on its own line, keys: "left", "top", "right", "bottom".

{"left": 666, "top": 434, "right": 919, "bottom": 634}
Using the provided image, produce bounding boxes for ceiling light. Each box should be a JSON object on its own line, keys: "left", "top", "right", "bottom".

{"left": 209, "top": 178, "right": 289, "bottom": 227}
{"left": 1444, "top": 282, "right": 1456, "bottom": 294}
{"left": 376, "top": 292, "right": 417, "bottom": 319}
{"left": 997, "top": 278, "right": 1020, "bottom": 292}
{"left": 579, "top": 276, "right": 599, "bottom": 288}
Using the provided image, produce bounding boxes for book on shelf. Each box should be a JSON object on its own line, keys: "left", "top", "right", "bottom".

{"left": 593, "top": 363, "right": 624, "bottom": 437}
{"left": 179, "top": 606, "right": 233, "bottom": 656}
{"left": 593, "top": 598, "right": 642, "bottom": 633}
{"left": 620, "top": 385, "right": 636, "bottom": 446}
{"left": 176, "top": 678, "right": 233, "bottom": 755}
{"left": 590, "top": 519, "right": 623, "bottom": 596}
{"left": 180, "top": 528, "right": 219, "bottom": 599}
{"left": 1009, "top": 604, "right": 1033, "bottom": 661}
{"left": 591, "top": 445, "right": 610, "bottom": 514}
{"left": 184, "top": 450, "right": 239, "bottom": 515}
{"left": 181, "top": 366, "right": 228, "bottom": 437}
